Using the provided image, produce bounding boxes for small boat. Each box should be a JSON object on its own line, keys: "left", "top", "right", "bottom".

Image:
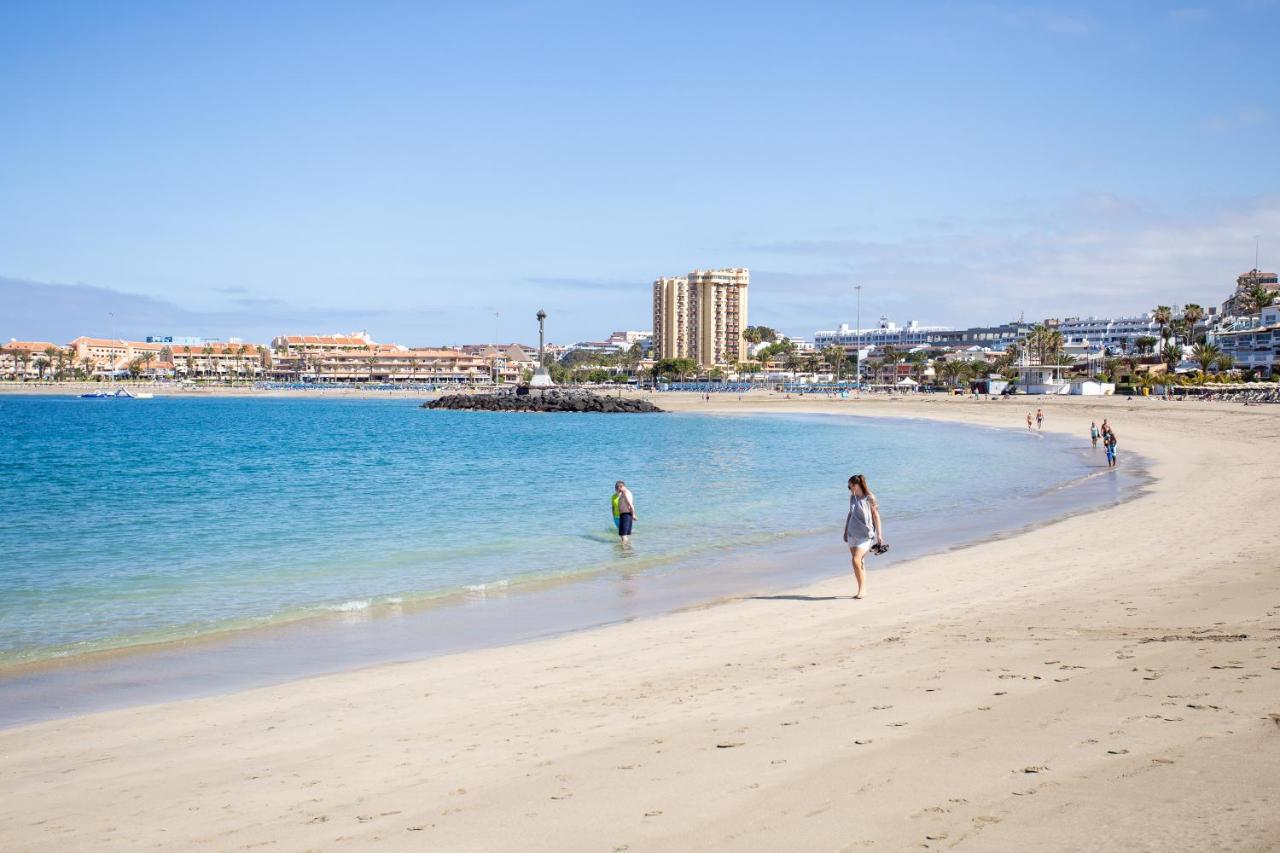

{"left": 79, "top": 388, "right": 151, "bottom": 399}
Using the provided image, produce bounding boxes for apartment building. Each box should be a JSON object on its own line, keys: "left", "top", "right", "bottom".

{"left": 270, "top": 346, "right": 492, "bottom": 383}
{"left": 814, "top": 319, "right": 949, "bottom": 350}
{"left": 66, "top": 337, "right": 266, "bottom": 377}
{"left": 1212, "top": 304, "right": 1280, "bottom": 374}
{"left": 1050, "top": 315, "right": 1165, "bottom": 353}
{"left": 270, "top": 333, "right": 374, "bottom": 354}
{"left": 1, "top": 341, "right": 67, "bottom": 379}
{"left": 689, "top": 268, "right": 749, "bottom": 367}
{"left": 652, "top": 268, "right": 749, "bottom": 367}
{"left": 815, "top": 319, "right": 1035, "bottom": 354}
{"left": 1221, "top": 269, "right": 1279, "bottom": 317}
{"left": 652, "top": 276, "right": 692, "bottom": 361}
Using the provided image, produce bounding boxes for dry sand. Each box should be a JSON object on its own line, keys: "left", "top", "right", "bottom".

{"left": 2, "top": 394, "right": 1278, "bottom": 852}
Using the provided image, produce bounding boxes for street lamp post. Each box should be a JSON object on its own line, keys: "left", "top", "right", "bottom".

{"left": 855, "top": 284, "right": 862, "bottom": 388}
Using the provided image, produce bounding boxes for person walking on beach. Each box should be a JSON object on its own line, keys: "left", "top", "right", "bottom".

{"left": 1026, "top": 412, "right": 1034, "bottom": 432}
{"left": 843, "top": 474, "right": 885, "bottom": 600}
{"left": 1104, "top": 429, "right": 1118, "bottom": 468}
{"left": 1090, "top": 421, "right": 1099, "bottom": 448}
{"left": 1036, "top": 408, "right": 1044, "bottom": 430}
{"left": 612, "top": 480, "right": 636, "bottom": 545}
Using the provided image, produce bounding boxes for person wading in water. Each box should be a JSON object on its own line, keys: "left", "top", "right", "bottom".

{"left": 612, "top": 480, "right": 636, "bottom": 546}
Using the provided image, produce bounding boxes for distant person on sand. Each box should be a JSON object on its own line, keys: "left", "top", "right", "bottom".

{"left": 1090, "top": 421, "right": 1099, "bottom": 447}
{"left": 1026, "top": 412, "right": 1034, "bottom": 431}
{"left": 1105, "top": 430, "right": 1118, "bottom": 468}
{"left": 843, "top": 474, "right": 885, "bottom": 600}
{"left": 1036, "top": 408, "right": 1044, "bottom": 430}
{"left": 612, "top": 480, "right": 636, "bottom": 545}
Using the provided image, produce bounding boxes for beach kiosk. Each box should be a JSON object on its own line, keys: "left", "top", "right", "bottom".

{"left": 1015, "top": 363, "right": 1070, "bottom": 395}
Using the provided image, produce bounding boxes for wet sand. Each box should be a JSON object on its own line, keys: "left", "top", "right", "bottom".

{"left": 1, "top": 394, "right": 1278, "bottom": 851}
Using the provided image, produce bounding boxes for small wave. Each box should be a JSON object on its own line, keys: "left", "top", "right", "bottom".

{"left": 465, "top": 578, "right": 509, "bottom": 591}
{"left": 384, "top": 596, "right": 404, "bottom": 604}
{"left": 328, "top": 599, "right": 371, "bottom": 612}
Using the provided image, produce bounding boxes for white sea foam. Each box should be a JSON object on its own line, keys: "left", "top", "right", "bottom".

{"left": 464, "top": 580, "right": 510, "bottom": 592}
{"left": 328, "top": 600, "right": 371, "bottom": 612}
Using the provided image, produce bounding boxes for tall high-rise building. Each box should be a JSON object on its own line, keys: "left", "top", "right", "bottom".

{"left": 651, "top": 268, "right": 749, "bottom": 367}
{"left": 652, "top": 276, "right": 691, "bottom": 361}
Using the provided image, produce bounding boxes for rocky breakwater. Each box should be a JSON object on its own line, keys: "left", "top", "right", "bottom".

{"left": 424, "top": 388, "right": 663, "bottom": 413}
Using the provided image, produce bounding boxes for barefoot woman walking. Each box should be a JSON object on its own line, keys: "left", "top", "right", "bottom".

{"left": 843, "top": 474, "right": 885, "bottom": 600}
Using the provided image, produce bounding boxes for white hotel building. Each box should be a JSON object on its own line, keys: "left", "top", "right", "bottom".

{"left": 1049, "top": 315, "right": 1166, "bottom": 354}
{"left": 814, "top": 320, "right": 950, "bottom": 350}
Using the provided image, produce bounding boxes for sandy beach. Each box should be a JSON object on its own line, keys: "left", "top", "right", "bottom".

{"left": 2, "top": 394, "right": 1278, "bottom": 851}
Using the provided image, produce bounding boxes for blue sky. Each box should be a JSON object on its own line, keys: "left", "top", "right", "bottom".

{"left": 2, "top": 1, "right": 1278, "bottom": 345}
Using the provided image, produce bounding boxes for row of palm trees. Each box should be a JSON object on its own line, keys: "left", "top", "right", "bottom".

{"left": 1, "top": 346, "right": 96, "bottom": 381}
{"left": 2, "top": 343, "right": 271, "bottom": 382}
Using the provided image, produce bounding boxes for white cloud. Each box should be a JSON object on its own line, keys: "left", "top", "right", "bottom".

{"left": 740, "top": 195, "right": 1280, "bottom": 331}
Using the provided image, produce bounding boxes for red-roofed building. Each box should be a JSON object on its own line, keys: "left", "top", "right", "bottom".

{"left": 269, "top": 346, "right": 492, "bottom": 383}
{"left": 271, "top": 333, "right": 374, "bottom": 353}
{"left": 1, "top": 340, "right": 69, "bottom": 380}
{"left": 68, "top": 337, "right": 266, "bottom": 378}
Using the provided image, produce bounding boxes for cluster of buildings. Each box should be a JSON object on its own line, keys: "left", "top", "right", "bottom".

{"left": 4, "top": 265, "right": 1278, "bottom": 386}
{"left": 0, "top": 328, "right": 656, "bottom": 384}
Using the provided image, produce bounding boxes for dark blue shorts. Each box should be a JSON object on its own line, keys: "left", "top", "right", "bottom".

{"left": 617, "top": 512, "right": 633, "bottom": 536}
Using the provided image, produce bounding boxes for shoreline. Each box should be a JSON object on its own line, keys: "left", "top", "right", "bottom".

{"left": 0, "top": 408, "right": 1145, "bottom": 728}
{"left": 2, "top": 396, "right": 1277, "bottom": 850}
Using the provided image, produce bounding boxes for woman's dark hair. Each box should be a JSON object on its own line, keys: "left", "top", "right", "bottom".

{"left": 848, "top": 473, "right": 869, "bottom": 494}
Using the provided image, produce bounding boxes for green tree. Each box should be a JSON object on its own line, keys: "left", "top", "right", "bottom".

{"left": 1191, "top": 342, "right": 1221, "bottom": 374}
{"left": 136, "top": 350, "right": 156, "bottom": 379}
{"left": 1152, "top": 305, "right": 1172, "bottom": 344}
{"left": 1182, "top": 303, "right": 1204, "bottom": 332}
{"left": 1245, "top": 284, "right": 1277, "bottom": 312}
{"left": 1160, "top": 341, "right": 1182, "bottom": 373}
{"left": 743, "top": 325, "right": 778, "bottom": 344}
{"left": 653, "top": 357, "right": 699, "bottom": 382}
{"left": 821, "top": 345, "right": 846, "bottom": 382}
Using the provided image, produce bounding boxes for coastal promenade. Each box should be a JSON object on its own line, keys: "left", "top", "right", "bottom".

{"left": 1, "top": 395, "right": 1278, "bottom": 850}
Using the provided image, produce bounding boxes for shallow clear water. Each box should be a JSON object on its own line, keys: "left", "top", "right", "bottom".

{"left": 0, "top": 395, "right": 1092, "bottom": 664}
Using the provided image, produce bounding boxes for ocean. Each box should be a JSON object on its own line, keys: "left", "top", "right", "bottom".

{"left": 0, "top": 394, "right": 1128, "bottom": 674}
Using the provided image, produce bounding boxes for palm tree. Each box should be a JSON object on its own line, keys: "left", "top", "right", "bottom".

{"left": 1213, "top": 352, "right": 1234, "bottom": 375}
{"left": 1152, "top": 305, "right": 1172, "bottom": 346}
{"left": 822, "top": 345, "right": 846, "bottom": 382}
{"left": 1191, "top": 342, "right": 1221, "bottom": 375}
{"left": 17, "top": 351, "right": 31, "bottom": 382}
{"left": 201, "top": 345, "right": 214, "bottom": 381}
{"left": 136, "top": 350, "right": 156, "bottom": 379}
{"left": 257, "top": 345, "right": 271, "bottom": 380}
{"left": 1160, "top": 341, "right": 1182, "bottom": 373}
{"left": 1182, "top": 303, "right": 1204, "bottom": 336}
{"left": 79, "top": 355, "right": 94, "bottom": 380}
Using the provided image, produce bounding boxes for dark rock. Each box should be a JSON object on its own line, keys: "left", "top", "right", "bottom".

{"left": 423, "top": 388, "right": 664, "bottom": 414}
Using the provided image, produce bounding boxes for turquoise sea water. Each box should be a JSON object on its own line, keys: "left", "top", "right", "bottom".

{"left": 0, "top": 395, "right": 1095, "bottom": 665}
